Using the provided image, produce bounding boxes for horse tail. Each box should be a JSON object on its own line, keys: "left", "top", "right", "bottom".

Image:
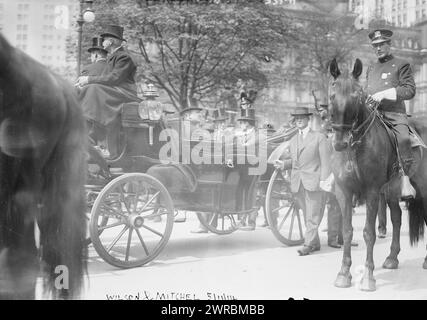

{"left": 408, "top": 183, "right": 425, "bottom": 246}
{"left": 39, "top": 86, "right": 87, "bottom": 299}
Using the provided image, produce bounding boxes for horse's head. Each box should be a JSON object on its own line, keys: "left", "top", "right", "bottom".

{"left": 329, "top": 58, "right": 364, "bottom": 151}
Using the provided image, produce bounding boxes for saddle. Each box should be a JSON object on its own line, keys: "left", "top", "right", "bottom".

{"left": 379, "top": 114, "right": 427, "bottom": 178}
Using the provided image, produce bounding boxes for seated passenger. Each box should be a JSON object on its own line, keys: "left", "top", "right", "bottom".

{"left": 76, "top": 25, "right": 138, "bottom": 157}
{"left": 80, "top": 37, "right": 108, "bottom": 77}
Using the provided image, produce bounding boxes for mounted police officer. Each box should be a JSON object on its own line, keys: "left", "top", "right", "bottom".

{"left": 76, "top": 25, "right": 138, "bottom": 155}
{"left": 366, "top": 29, "right": 416, "bottom": 199}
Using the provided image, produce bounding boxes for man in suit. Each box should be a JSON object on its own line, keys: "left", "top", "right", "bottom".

{"left": 76, "top": 25, "right": 138, "bottom": 155}
{"left": 275, "top": 107, "right": 330, "bottom": 255}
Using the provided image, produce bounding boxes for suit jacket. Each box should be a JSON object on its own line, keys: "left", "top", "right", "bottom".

{"left": 88, "top": 47, "right": 137, "bottom": 94}
{"left": 283, "top": 129, "right": 331, "bottom": 193}
{"left": 81, "top": 59, "right": 108, "bottom": 77}
{"left": 366, "top": 54, "right": 416, "bottom": 114}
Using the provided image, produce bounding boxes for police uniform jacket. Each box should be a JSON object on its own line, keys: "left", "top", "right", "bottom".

{"left": 283, "top": 129, "right": 331, "bottom": 193}
{"left": 366, "top": 54, "right": 416, "bottom": 114}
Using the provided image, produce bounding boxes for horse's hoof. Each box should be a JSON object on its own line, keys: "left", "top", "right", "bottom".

{"left": 423, "top": 260, "right": 427, "bottom": 270}
{"left": 334, "top": 273, "right": 352, "bottom": 288}
{"left": 359, "top": 277, "right": 376, "bottom": 292}
{"left": 383, "top": 258, "right": 399, "bottom": 269}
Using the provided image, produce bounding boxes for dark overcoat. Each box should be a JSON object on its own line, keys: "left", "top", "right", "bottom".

{"left": 79, "top": 47, "right": 138, "bottom": 126}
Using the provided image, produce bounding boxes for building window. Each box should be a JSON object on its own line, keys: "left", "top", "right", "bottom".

{"left": 16, "top": 34, "right": 21, "bottom": 40}
{"left": 423, "top": 9, "right": 426, "bottom": 18}
{"left": 24, "top": 4, "right": 29, "bottom": 10}
{"left": 23, "top": 25, "right": 28, "bottom": 31}
{"left": 17, "top": 24, "right": 22, "bottom": 30}
{"left": 403, "top": 13, "right": 407, "bottom": 24}
{"left": 22, "top": 45, "right": 27, "bottom": 51}
{"left": 22, "top": 34, "right": 27, "bottom": 41}
{"left": 416, "top": 11, "right": 420, "bottom": 20}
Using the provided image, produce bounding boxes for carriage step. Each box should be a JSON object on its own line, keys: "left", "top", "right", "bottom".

{"left": 109, "top": 168, "right": 125, "bottom": 176}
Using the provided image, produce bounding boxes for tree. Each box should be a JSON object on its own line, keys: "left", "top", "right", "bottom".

{"left": 287, "top": 11, "right": 367, "bottom": 103}
{"left": 74, "top": 0, "right": 298, "bottom": 110}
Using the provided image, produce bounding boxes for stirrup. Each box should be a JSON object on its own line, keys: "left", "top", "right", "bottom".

{"left": 400, "top": 175, "right": 416, "bottom": 200}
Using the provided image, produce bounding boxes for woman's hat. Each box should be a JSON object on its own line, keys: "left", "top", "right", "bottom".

{"left": 88, "top": 37, "right": 108, "bottom": 54}
{"left": 101, "top": 25, "right": 125, "bottom": 41}
{"left": 290, "top": 107, "right": 313, "bottom": 117}
{"left": 179, "top": 107, "right": 203, "bottom": 116}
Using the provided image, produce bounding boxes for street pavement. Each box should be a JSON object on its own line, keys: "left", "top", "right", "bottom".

{"left": 81, "top": 205, "right": 427, "bottom": 300}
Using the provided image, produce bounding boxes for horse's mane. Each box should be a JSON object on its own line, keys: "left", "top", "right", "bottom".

{"left": 0, "top": 34, "right": 87, "bottom": 299}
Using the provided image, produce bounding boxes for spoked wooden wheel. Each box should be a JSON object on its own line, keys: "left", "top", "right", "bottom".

{"left": 90, "top": 173, "right": 174, "bottom": 268}
{"left": 196, "top": 212, "right": 239, "bottom": 235}
{"left": 266, "top": 169, "right": 305, "bottom": 246}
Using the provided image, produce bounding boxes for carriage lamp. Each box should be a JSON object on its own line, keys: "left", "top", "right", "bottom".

{"left": 77, "top": 0, "right": 96, "bottom": 76}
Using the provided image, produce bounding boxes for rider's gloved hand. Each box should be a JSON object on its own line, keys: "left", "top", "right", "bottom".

{"left": 371, "top": 88, "right": 397, "bottom": 102}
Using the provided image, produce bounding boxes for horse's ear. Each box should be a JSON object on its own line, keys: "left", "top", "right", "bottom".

{"left": 352, "top": 58, "right": 363, "bottom": 79}
{"left": 329, "top": 59, "right": 341, "bottom": 79}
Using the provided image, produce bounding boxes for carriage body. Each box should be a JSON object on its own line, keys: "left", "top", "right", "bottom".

{"left": 87, "top": 99, "right": 302, "bottom": 268}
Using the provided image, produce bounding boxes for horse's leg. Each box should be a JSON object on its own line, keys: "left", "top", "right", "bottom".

{"left": 377, "top": 192, "right": 387, "bottom": 238}
{"left": 334, "top": 183, "right": 353, "bottom": 288}
{"left": 360, "top": 190, "right": 379, "bottom": 291}
{"left": 382, "top": 199, "right": 401, "bottom": 269}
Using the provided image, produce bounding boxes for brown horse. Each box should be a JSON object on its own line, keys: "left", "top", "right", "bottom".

{"left": 328, "top": 58, "right": 427, "bottom": 291}
{"left": 0, "top": 35, "right": 87, "bottom": 298}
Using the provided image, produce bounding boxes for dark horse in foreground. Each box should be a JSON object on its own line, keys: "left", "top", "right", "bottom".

{"left": 329, "top": 58, "right": 427, "bottom": 291}
{"left": 0, "top": 35, "right": 87, "bottom": 299}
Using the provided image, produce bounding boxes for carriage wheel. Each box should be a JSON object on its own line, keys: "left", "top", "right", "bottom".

{"left": 265, "top": 169, "right": 305, "bottom": 246}
{"left": 196, "top": 211, "right": 239, "bottom": 235}
{"left": 90, "top": 173, "right": 174, "bottom": 268}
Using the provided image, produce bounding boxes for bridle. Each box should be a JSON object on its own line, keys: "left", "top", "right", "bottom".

{"left": 330, "top": 87, "right": 381, "bottom": 149}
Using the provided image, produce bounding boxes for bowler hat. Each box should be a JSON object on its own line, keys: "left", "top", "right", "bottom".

{"left": 290, "top": 107, "right": 313, "bottom": 117}
{"left": 88, "top": 37, "right": 108, "bottom": 54}
{"left": 212, "top": 108, "right": 228, "bottom": 122}
{"left": 319, "top": 104, "right": 328, "bottom": 110}
{"left": 237, "top": 108, "right": 256, "bottom": 123}
{"left": 368, "top": 29, "right": 393, "bottom": 45}
{"left": 101, "top": 25, "right": 125, "bottom": 41}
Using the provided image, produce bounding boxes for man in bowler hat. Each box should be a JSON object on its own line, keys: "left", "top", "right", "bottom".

{"left": 275, "top": 107, "right": 331, "bottom": 255}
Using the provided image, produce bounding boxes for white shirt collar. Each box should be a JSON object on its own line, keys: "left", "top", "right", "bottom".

{"left": 299, "top": 126, "right": 310, "bottom": 139}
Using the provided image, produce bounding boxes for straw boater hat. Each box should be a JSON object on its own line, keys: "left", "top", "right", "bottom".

{"left": 142, "top": 83, "right": 159, "bottom": 97}
{"left": 212, "top": 108, "right": 228, "bottom": 122}
{"left": 237, "top": 108, "right": 256, "bottom": 123}
{"left": 101, "top": 25, "right": 125, "bottom": 41}
{"left": 88, "top": 37, "right": 108, "bottom": 54}
{"left": 368, "top": 29, "right": 393, "bottom": 45}
{"left": 290, "top": 107, "right": 313, "bottom": 117}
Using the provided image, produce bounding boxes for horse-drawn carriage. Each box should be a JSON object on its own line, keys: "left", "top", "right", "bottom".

{"left": 85, "top": 99, "right": 305, "bottom": 268}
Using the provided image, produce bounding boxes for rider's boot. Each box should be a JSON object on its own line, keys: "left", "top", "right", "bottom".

{"left": 400, "top": 159, "right": 416, "bottom": 200}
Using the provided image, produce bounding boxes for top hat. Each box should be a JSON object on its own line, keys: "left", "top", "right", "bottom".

{"left": 368, "top": 29, "right": 393, "bottom": 45}
{"left": 290, "top": 107, "right": 313, "bottom": 117}
{"left": 212, "top": 108, "right": 228, "bottom": 122}
{"left": 142, "top": 83, "right": 159, "bottom": 97}
{"left": 101, "top": 25, "right": 125, "bottom": 41}
{"left": 88, "top": 37, "right": 108, "bottom": 54}
{"left": 237, "top": 108, "right": 256, "bottom": 123}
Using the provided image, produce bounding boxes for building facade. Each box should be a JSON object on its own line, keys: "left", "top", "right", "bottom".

{"left": 0, "top": 0, "right": 77, "bottom": 72}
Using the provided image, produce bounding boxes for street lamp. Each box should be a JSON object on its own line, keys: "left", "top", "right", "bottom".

{"left": 77, "top": 0, "right": 95, "bottom": 76}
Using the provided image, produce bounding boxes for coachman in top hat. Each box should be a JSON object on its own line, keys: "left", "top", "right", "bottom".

{"left": 80, "top": 37, "right": 108, "bottom": 77}
{"left": 76, "top": 25, "right": 138, "bottom": 152}
{"left": 366, "top": 28, "right": 416, "bottom": 199}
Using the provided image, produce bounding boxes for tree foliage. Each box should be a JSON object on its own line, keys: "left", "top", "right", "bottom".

{"left": 78, "top": 0, "right": 297, "bottom": 110}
